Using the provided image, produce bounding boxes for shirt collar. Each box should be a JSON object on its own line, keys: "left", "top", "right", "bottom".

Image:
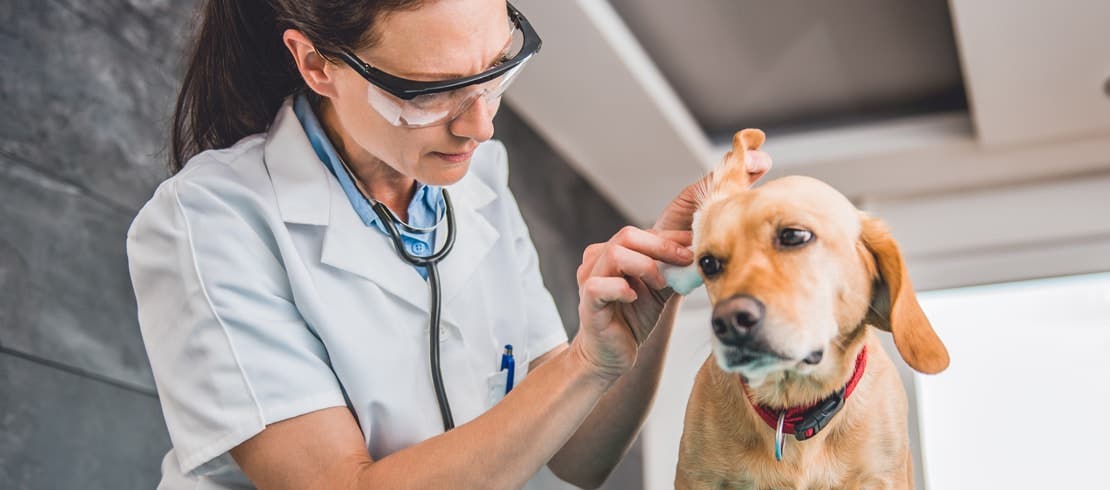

{"left": 292, "top": 93, "right": 443, "bottom": 235}
{"left": 263, "top": 96, "right": 498, "bottom": 228}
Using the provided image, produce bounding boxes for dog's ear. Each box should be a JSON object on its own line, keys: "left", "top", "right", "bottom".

{"left": 713, "top": 128, "right": 765, "bottom": 196}
{"left": 861, "top": 216, "right": 950, "bottom": 374}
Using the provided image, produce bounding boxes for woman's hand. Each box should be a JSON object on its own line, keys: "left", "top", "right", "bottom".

{"left": 571, "top": 149, "right": 772, "bottom": 382}
{"left": 572, "top": 227, "right": 693, "bottom": 381}
{"left": 653, "top": 149, "right": 773, "bottom": 231}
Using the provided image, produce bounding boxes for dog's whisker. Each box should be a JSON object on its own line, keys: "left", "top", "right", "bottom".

{"left": 692, "top": 171, "right": 715, "bottom": 209}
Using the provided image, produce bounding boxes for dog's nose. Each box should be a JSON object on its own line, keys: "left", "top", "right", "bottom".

{"left": 711, "top": 294, "right": 765, "bottom": 347}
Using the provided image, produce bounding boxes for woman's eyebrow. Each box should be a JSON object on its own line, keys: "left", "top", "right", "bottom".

{"left": 397, "top": 35, "right": 514, "bottom": 80}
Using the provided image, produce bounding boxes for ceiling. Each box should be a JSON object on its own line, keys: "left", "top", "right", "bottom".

{"left": 504, "top": 0, "right": 1110, "bottom": 226}
{"left": 606, "top": 0, "right": 966, "bottom": 137}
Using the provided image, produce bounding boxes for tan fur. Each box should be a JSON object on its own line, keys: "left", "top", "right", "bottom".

{"left": 676, "top": 130, "right": 948, "bottom": 489}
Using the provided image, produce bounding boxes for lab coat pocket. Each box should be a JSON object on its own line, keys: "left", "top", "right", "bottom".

{"left": 486, "top": 369, "right": 510, "bottom": 409}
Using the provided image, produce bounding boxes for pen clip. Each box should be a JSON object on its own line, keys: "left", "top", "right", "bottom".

{"left": 500, "top": 344, "right": 515, "bottom": 394}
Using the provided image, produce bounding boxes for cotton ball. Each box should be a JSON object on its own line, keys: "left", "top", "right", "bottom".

{"left": 659, "top": 261, "right": 704, "bottom": 296}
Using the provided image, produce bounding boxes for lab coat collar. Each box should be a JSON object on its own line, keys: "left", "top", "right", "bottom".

{"left": 264, "top": 97, "right": 500, "bottom": 318}
{"left": 264, "top": 98, "right": 332, "bottom": 226}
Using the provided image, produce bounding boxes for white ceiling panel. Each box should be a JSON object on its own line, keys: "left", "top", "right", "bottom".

{"left": 948, "top": 0, "right": 1110, "bottom": 146}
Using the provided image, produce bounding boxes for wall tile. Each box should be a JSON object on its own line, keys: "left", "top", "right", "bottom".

{"left": 0, "top": 158, "right": 153, "bottom": 390}
{"left": 0, "top": 353, "right": 169, "bottom": 489}
{"left": 0, "top": 0, "right": 195, "bottom": 211}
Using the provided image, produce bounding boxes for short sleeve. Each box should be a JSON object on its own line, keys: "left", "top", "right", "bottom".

{"left": 487, "top": 144, "right": 569, "bottom": 359}
{"left": 126, "top": 173, "right": 346, "bottom": 476}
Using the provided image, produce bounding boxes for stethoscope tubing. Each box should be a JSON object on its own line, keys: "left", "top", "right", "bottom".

{"left": 339, "top": 156, "right": 458, "bottom": 432}
{"left": 370, "top": 193, "right": 458, "bottom": 431}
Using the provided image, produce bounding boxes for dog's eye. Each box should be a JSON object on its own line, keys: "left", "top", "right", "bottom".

{"left": 778, "top": 228, "right": 814, "bottom": 248}
{"left": 698, "top": 254, "right": 723, "bottom": 277}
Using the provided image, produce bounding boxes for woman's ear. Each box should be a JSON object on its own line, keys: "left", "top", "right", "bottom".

{"left": 282, "top": 29, "right": 340, "bottom": 98}
{"left": 860, "top": 215, "right": 950, "bottom": 374}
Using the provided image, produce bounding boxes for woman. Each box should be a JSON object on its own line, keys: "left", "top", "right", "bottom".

{"left": 126, "top": 0, "right": 770, "bottom": 488}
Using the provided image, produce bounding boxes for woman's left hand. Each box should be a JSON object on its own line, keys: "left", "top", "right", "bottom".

{"left": 652, "top": 149, "right": 773, "bottom": 232}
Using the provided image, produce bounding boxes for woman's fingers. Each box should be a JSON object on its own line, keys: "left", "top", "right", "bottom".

{"left": 599, "top": 244, "right": 669, "bottom": 290}
{"left": 651, "top": 229, "right": 694, "bottom": 248}
{"left": 746, "top": 149, "right": 772, "bottom": 184}
{"left": 614, "top": 228, "right": 691, "bottom": 277}
{"left": 580, "top": 228, "right": 693, "bottom": 287}
{"left": 580, "top": 276, "right": 639, "bottom": 312}
{"left": 578, "top": 227, "right": 693, "bottom": 297}
{"left": 577, "top": 243, "right": 606, "bottom": 284}
{"left": 590, "top": 227, "right": 692, "bottom": 268}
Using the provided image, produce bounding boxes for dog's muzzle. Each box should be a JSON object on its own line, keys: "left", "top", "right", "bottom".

{"left": 711, "top": 294, "right": 766, "bottom": 348}
{"left": 711, "top": 294, "right": 824, "bottom": 367}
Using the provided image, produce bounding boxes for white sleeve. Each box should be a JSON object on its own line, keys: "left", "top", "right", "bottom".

{"left": 126, "top": 176, "right": 346, "bottom": 476}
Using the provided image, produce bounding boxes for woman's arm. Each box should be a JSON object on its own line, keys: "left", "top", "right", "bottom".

{"left": 543, "top": 291, "right": 674, "bottom": 486}
{"left": 232, "top": 226, "right": 692, "bottom": 489}
{"left": 231, "top": 344, "right": 614, "bottom": 489}
{"left": 546, "top": 294, "right": 681, "bottom": 489}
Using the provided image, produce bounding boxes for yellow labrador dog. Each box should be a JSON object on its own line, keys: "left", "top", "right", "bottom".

{"left": 675, "top": 130, "right": 949, "bottom": 489}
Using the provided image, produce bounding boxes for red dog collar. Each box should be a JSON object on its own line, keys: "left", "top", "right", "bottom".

{"left": 743, "top": 346, "right": 868, "bottom": 441}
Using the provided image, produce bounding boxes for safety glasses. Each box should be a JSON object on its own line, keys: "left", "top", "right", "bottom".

{"left": 328, "top": 2, "right": 541, "bottom": 128}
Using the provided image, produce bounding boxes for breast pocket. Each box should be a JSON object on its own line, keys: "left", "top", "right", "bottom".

{"left": 485, "top": 369, "right": 510, "bottom": 409}
{"left": 484, "top": 348, "right": 531, "bottom": 410}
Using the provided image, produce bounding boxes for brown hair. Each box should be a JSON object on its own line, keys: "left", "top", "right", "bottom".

{"left": 169, "top": 0, "right": 423, "bottom": 173}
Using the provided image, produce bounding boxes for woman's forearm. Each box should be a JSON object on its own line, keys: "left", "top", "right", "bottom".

{"left": 353, "top": 346, "right": 615, "bottom": 489}
{"left": 548, "top": 295, "right": 683, "bottom": 488}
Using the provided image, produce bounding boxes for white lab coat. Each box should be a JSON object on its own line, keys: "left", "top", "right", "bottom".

{"left": 127, "top": 98, "right": 569, "bottom": 488}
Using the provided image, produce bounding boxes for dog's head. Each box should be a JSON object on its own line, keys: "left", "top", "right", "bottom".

{"left": 692, "top": 129, "right": 949, "bottom": 387}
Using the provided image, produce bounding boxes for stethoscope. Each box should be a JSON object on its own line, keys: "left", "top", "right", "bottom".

{"left": 336, "top": 157, "right": 459, "bottom": 432}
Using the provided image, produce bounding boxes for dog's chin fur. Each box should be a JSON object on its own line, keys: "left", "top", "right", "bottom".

{"left": 709, "top": 317, "right": 842, "bottom": 389}
{"left": 713, "top": 324, "right": 870, "bottom": 409}
{"left": 711, "top": 342, "right": 818, "bottom": 388}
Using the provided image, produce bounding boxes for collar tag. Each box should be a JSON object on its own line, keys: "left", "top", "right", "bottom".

{"left": 774, "top": 411, "right": 786, "bottom": 462}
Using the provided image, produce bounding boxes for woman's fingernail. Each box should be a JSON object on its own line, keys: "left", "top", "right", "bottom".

{"left": 678, "top": 247, "right": 694, "bottom": 260}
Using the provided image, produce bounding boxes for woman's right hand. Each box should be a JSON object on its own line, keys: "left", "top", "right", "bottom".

{"left": 571, "top": 226, "right": 694, "bottom": 382}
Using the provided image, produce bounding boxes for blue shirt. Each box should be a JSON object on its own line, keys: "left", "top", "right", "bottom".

{"left": 293, "top": 94, "right": 443, "bottom": 279}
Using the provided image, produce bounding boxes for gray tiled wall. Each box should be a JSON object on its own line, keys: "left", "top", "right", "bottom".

{"left": 1, "top": 1, "right": 638, "bottom": 489}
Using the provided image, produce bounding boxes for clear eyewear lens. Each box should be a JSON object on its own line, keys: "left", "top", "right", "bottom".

{"left": 366, "top": 28, "right": 532, "bottom": 128}
{"left": 367, "top": 56, "right": 530, "bottom": 128}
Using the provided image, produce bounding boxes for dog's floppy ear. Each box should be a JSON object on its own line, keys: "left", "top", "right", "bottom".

{"left": 713, "top": 128, "right": 765, "bottom": 196}
{"left": 861, "top": 216, "right": 950, "bottom": 374}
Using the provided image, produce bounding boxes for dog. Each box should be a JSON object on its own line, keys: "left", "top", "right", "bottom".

{"left": 674, "top": 129, "right": 949, "bottom": 489}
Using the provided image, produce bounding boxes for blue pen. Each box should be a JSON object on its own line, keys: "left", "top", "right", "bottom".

{"left": 500, "top": 344, "right": 515, "bottom": 395}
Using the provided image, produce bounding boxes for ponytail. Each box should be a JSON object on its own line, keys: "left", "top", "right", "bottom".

{"left": 169, "top": 0, "right": 424, "bottom": 173}
{"left": 171, "top": 0, "right": 296, "bottom": 173}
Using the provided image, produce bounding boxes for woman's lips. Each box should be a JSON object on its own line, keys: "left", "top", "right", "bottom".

{"left": 432, "top": 150, "right": 474, "bottom": 163}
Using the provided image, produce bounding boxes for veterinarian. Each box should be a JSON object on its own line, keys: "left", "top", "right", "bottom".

{"left": 126, "top": 0, "right": 770, "bottom": 488}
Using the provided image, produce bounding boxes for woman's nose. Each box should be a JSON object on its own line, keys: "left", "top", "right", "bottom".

{"left": 449, "top": 95, "right": 497, "bottom": 142}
